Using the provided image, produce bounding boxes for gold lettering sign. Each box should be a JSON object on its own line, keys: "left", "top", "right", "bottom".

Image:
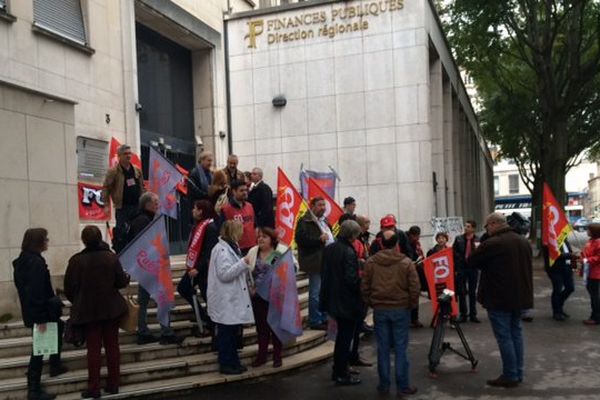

{"left": 243, "top": 0, "right": 405, "bottom": 49}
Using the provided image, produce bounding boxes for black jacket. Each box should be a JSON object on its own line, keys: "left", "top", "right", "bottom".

{"left": 369, "top": 229, "right": 411, "bottom": 257}
{"left": 295, "top": 213, "right": 327, "bottom": 274}
{"left": 127, "top": 209, "right": 155, "bottom": 243}
{"left": 467, "top": 227, "right": 533, "bottom": 311}
{"left": 453, "top": 234, "right": 479, "bottom": 271}
{"left": 188, "top": 164, "right": 212, "bottom": 203}
{"left": 190, "top": 221, "right": 220, "bottom": 287}
{"left": 320, "top": 239, "right": 364, "bottom": 321}
{"left": 543, "top": 241, "right": 574, "bottom": 272}
{"left": 248, "top": 181, "right": 275, "bottom": 228}
{"left": 13, "top": 251, "right": 62, "bottom": 328}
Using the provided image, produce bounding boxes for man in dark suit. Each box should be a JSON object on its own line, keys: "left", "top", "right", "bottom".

{"left": 188, "top": 151, "right": 214, "bottom": 203}
{"left": 248, "top": 167, "right": 275, "bottom": 228}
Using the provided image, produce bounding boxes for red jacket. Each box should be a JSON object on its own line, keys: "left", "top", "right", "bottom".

{"left": 583, "top": 238, "right": 600, "bottom": 280}
{"left": 221, "top": 200, "right": 256, "bottom": 251}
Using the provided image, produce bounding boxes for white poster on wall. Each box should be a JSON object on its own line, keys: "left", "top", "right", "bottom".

{"left": 430, "top": 217, "right": 464, "bottom": 245}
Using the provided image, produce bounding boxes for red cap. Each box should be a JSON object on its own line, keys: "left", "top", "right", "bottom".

{"left": 380, "top": 215, "right": 397, "bottom": 228}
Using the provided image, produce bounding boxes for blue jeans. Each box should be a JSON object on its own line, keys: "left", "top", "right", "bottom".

{"left": 308, "top": 273, "right": 326, "bottom": 326}
{"left": 137, "top": 286, "right": 173, "bottom": 336}
{"left": 546, "top": 266, "right": 574, "bottom": 314}
{"left": 374, "top": 309, "right": 411, "bottom": 391}
{"left": 487, "top": 310, "right": 523, "bottom": 381}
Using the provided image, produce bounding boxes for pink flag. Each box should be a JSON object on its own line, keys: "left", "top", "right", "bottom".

{"left": 267, "top": 249, "right": 303, "bottom": 344}
{"left": 119, "top": 216, "right": 174, "bottom": 327}
{"left": 148, "top": 146, "right": 183, "bottom": 219}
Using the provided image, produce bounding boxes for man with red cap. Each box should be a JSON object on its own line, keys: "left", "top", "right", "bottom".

{"left": 369, "top": 215, "right": 412, "bottom": 258}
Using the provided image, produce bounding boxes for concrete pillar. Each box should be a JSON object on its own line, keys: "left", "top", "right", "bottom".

{"left": 429, "top": 57, "right": 445, "bottom": 217}
{"left": 452, "top": 97, "right": 463, "bottom": 217}
{"left": 442, "top": 78, "right": 455, "bottom": 216}
{"left": 119, "top": 0, "right": 141, "bottom": 153}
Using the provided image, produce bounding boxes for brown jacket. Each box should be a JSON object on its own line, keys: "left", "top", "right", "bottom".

{"left": 467, "top": 227, "right": 533, "bottom": 311}
{"left": 102, "top": 163, "right": 145, "bottom": 209}
{"left": 63, "top": 244, "right": 130, "bottom": 325}
{"left": 361, "top": 249, "right": 420, "bottom": 310}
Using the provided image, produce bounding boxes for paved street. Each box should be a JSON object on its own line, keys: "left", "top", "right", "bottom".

{"left": 185, "top": 262, "right": 600, "bottom": 400}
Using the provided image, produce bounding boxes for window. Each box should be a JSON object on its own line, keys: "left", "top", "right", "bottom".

{"left": 509, "top": 174, "right": 520, "bottom": 194}
{"left": 33, "top": 0, "right": 87, "bottom": 45}
{"left": 494, "top": 176, "right": 499, "bottom": 196}
{"left": 0, "top": 0, "right": 6, "bottom": 10}
{"left": 77, "top": 137, "right": 108, "bottom": 183}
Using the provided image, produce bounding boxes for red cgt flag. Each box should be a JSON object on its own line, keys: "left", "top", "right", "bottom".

{"left": 275, "top": 168, "right": 307, "bottom": 246}
{"left": 109, "top": 137, "right": 142, "bottom": 170}
{"left": 542, "top": 183, "right": 572, "bottom": 267}
{"left": 307, "top": 177, "right": 344, "bottom": 234}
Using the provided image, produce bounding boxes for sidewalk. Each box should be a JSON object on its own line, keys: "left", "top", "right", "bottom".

{"left": 185, "top": 261, "right": 600, "bottom": 400}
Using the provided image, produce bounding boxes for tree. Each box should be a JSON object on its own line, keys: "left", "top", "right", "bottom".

{"left": 441, "top": 0, "right": 600, "bottom": 236}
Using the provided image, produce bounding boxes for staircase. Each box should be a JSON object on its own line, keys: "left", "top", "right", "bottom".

{"left": 0, "top": 255, "right": 333, "bottom": 399}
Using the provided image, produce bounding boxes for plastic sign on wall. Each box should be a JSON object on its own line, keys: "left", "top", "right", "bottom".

{"left": 78, "top": 182, "right": 110, "bottom": 221}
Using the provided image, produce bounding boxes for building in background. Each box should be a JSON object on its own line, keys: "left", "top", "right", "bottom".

{"left": 0, "top": 0, "right": 256, "bottom": 318}
{"left": 226, "top": 0, "right": 494, "bottom": 236}
{"left": 494, "top": 157, "right": 598, "bottom": 222}
{"left": 584, "top": 163, "right": 600, "bottom": 220}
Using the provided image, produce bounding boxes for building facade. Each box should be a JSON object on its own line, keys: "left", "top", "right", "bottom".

{"left": 0, "top": 0, "right": 256, "bottom": 317}
{"left": 226, "top": 0, "right": 493, "bottom": 234}
{"left": 0, "top": 0, "right": 491, "bottom": 318}
{"left": 494, "top": 158, "right": 598, "bottom": 220}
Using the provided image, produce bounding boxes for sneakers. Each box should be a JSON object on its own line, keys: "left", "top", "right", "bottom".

{"left": 159, "top": 335, "right": 185, "bottom": 345}
{"left": 136, "top": 333, "right": 159, "bottom": 345}
{"left": 553, "top": 313, "right": 566, "bottom": 321}
{"left": 486, "top": 375, "right": 519, "bottom": 388}
{"left": 349, "top": 358, "right": 373, "bottom": 367}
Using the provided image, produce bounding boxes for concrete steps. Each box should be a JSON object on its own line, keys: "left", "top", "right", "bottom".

{"left": 0, "top": 257, "right": 332, "bottom": 400}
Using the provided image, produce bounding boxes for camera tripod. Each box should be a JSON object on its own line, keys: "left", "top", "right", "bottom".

{"left": 428, "top": 300, "right": 478, "bottom": 375}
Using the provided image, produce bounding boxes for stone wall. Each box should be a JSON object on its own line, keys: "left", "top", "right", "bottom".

{"left": 226, "top": 0, "right": 493, "bottom": 232}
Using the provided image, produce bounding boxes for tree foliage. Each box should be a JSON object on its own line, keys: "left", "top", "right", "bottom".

{"left": 441, "top": 0, "right": 600, "bottom": 214}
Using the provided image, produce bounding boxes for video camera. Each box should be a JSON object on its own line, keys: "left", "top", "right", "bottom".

{"left": 437, "top": 288, "right": 454, "bottom": 304}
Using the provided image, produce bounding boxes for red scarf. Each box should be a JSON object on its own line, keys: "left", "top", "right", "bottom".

{"left": 185, "top": 218, "right": 213, "bottom": 270}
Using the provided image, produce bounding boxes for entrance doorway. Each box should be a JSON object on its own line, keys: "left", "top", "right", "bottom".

{"left": 136, "top": 23, "right": 196, "bottom": 254}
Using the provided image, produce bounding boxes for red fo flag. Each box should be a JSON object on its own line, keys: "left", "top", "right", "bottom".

{"left": 423, "top": 247, "right": 458, "bottom": 320}
{"left": 275, "top": 168, "right": 307, "bottom": 246}
{"left": 307, "top": 177, "right": 344, "bottom": 234}
{"left": 109, "top": 137, "right": 142, "bottom": 170}
{"left": 542, "top": 183, "right": 572, "bottom": 267}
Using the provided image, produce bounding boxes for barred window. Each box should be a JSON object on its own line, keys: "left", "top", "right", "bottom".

{"left": 508, "top": 174, "right": 520, "bottom": 194}
{"left": 77, "top": 137, "right": 108, "bottom": 183}
{"left": 0, "top": 0, "right": 6, "bottom": 10}
{"left": 33, "top": 0, "right": 87, "bottom": 45}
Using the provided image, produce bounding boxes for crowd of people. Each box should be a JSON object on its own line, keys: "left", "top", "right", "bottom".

{"left": 11, "top": 145, "right": 600, "bottom": 400}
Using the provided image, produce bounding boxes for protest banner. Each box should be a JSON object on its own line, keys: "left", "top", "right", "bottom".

{"left": 423, "top": 247, "right": 458, "bottom": 320}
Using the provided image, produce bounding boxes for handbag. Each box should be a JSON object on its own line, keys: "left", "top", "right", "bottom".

{"left": 119, "top": 296, "right": 139, "bottom": 333}
{"left": 63, "top": 318, "right": 85, "bottom": 347}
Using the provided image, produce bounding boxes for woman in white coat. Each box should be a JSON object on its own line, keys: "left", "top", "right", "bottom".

{"left": 207, "top": 220, "right": 254, "bottom": 375}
